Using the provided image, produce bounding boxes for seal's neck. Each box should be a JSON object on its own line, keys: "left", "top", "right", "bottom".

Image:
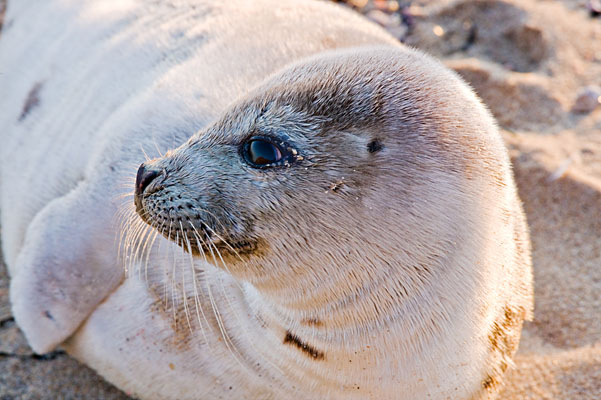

{"left": 243, "top": 257, "right": 423, "bottom": 339}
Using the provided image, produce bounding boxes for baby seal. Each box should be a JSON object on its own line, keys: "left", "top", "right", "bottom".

{"left": 0, "top": 0, "right": 532, "bottom": 399}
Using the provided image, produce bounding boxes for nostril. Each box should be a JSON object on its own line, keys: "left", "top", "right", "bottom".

{"left": 135, "top": 163, "right": 160, "bottom": 196}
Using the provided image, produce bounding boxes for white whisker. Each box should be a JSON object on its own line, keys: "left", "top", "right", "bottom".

{"left": 140, "top": 144, "right": 151, "bottom": 162}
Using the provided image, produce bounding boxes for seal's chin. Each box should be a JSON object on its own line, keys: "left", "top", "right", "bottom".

{"left": 134, "top": 200, "right": 258, "bottom": 261}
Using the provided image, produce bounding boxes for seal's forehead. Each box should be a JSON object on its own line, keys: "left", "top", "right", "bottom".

{"left": 241, "top": 49, "right": 455, "bottom": 133}
{"left": 196, "top": 95, "right": 327, "bottom": 146}
{"left": 197, "top": 46, "right": 478, "bottom": 148}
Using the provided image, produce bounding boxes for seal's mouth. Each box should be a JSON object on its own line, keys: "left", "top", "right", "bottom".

{"left": 136, "top": 204, "right": 257, "bottom": 258}
{"left": 133, "top": 163, "right": 259, "bottom": 259}
{"left": 135, "top": 198, "right": 256, "bottom": 259}
{"left": 171, "top": 227, "right": 258, "bottom": 258}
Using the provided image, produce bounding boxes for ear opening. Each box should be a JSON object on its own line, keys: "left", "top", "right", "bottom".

{"left": 367, "top": 138, "right": 384, "bottom": 154}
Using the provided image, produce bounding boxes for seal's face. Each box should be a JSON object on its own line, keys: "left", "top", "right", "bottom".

{"left": 133, "top": 50, "right": 483, "bottom": 288}
{"left": 134, "top": 100, "right": 383, "bottom": 279}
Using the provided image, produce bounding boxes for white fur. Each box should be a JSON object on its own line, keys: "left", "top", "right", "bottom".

{"left": 0, "top": 1, "right": 532, "bottom": 399}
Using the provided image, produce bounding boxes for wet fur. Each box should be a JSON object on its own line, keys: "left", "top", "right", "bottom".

{"left": 0, "top": 0, "right": 532, "bottom": 399}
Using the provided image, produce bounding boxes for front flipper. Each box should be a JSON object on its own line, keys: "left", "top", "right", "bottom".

{"left": 10, "top": 182, "right": 123, "bottom": 354}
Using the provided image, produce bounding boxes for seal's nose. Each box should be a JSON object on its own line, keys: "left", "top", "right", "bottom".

{"left": 135, "top": 163, "right": 160, "bottom": 196}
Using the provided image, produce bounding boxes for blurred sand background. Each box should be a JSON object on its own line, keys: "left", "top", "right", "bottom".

{"left": 1, "top": 0, "right": 601, "bottom": 398}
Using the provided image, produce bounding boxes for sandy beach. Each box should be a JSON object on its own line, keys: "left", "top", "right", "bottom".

{"left": 1, "top": 0, "right": 600, "bottom": 398}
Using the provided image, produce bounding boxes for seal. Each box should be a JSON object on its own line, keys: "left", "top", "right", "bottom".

{"left": 0, "top": 1, "right": 533, "bottom": 399}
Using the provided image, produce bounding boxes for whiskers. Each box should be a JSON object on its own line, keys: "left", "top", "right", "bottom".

{"left": 115, "top": 174, "right": 283, "bottom": 376}
{"left": 116, "top": 192, "right": 252, "bottom": 370}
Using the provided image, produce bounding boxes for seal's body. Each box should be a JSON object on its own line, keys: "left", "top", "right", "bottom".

{"left": 0, "top": 1, "right": 532, "bottom": 399}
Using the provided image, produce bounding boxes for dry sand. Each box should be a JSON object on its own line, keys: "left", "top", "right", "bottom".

{"left": 1, "top": 0, "right": 600, "bottom": 398}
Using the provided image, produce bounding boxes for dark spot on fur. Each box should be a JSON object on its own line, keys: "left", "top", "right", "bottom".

{"left": 0, "top": 3, "right": 7, "bottom": 33}
{"left": 283, "top": 331, "right": 325, "bottom": 360}
{"left": 44, "top": 310, "right": 54, "bottom": 320}
{"left": 482, "top": 374, "right": 498, "bottom": 390}
{"left": 18, "top": 82, "right": 44, "bottom": 122}
{"left": 481, "top": 305, "right": 526, "bottom": 396}
{"left": 367, "top": 139, "right": 384, "bottom": 153}
{"left": 302, "top": 318, "right": 323, "bottom": 327}
{"left": 488, "top": 306, "right": 524, "bottom": 356}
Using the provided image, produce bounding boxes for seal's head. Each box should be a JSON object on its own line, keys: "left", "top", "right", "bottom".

{"left": 134, "top": 46, "right": 507, "bottom": 314}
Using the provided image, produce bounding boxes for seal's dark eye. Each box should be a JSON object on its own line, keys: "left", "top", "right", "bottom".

{"left": 244, "top": 139, "right": 283, "bottom": 166}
